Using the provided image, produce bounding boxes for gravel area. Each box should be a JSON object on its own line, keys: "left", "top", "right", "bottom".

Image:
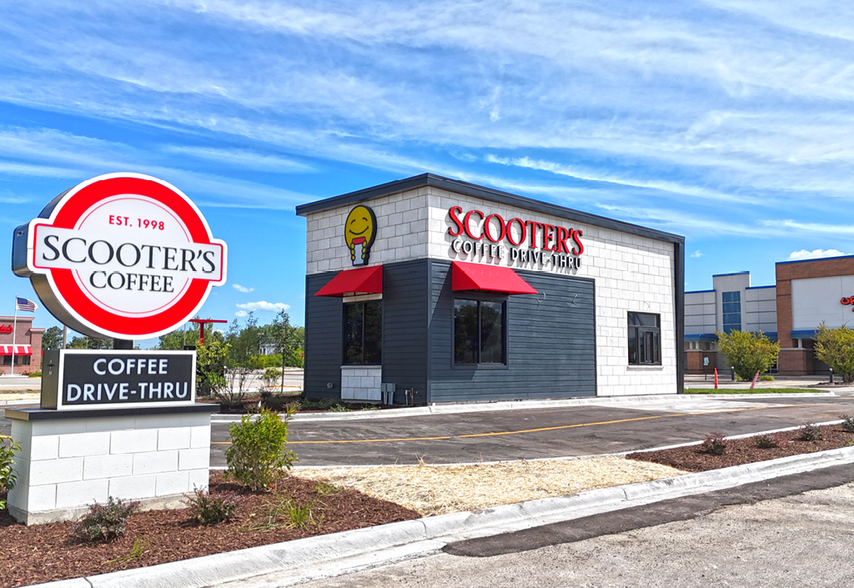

{"left": 294, "top": 456, "right": 686, "bottom": 516}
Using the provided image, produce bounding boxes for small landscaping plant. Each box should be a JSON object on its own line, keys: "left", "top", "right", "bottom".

{"left": 701, "top": 432, "right": 728, "bottom": 455}
{"left": 799, "top": 422, "right": 823, "bottom": 442}
{"left": 0, "top": 435, "right": 20, "bottom": 510}
{"left": 74, "top": 497, "right": 140, "bottom": 543}
{"left": 184, "top": 487, "right": 240, "bottom": 525}
{"left": 226, "top": 408, "right": 297, "bottom": 491}
{"left": 759, "top": 375, "right": 774, "bottom": 381}
{"left": 840, "top": 415, "right": 854, "bottom": 433}
{"left": 251, "top": 488, "right": 323, "bottom": 531}
{"left": 755, "top": 434, "right": 779, "bottom": 449}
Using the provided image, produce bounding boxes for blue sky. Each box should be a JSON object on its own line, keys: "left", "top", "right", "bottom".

{"left": 3, "top": 0, "right": 854, "bottom": 346}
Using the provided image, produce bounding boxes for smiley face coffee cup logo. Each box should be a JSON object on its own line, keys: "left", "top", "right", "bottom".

{"left": 344, "top": 205, "right": 377, "bottom": 266}
{"left": 12, "top": 173, "right": 227, "bottom": 340}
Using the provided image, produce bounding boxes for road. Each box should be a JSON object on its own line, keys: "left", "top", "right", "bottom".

{"left": 295, "top": 465, "right": 854, "bottom": 587}
{"left": 5, "top": 392, "right": 854, "bottom": 467}
{"left": 210, "top": 394, "right": 854, "bottom": 467}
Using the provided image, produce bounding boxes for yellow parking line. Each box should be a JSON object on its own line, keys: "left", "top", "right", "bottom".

{"left": 211, "top": 403, "right": 810, "bottom": 446}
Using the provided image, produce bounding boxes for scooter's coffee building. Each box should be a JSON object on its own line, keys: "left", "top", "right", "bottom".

{"left": 297, "top": 174, "right": 685, "bottom": 404}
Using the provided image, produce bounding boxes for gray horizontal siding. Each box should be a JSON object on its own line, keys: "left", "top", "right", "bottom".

{"left": 428, "top": 261, "right": 596, "bottom": 403}
{"left": 381, "top": 260, "right": 429, "bottom": 405}
{"left": 304, "top": 273, "right": 343, "bottom": 400}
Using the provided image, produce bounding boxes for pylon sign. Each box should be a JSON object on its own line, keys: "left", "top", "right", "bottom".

{"left": 12, "top": 173, "right": 228, "bottom": 340}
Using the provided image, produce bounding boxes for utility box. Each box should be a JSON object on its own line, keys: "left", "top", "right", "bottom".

{"left": 380, "top": 382, "right": 396, "bottom": 405}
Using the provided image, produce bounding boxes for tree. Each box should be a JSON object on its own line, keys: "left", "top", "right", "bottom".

{"left": 42, "top": 326, "right": 63, "bottom": 351}
{"left": 226, "top": 313, "right": 262, "bottom": 368}
{"left": 196, "top": 332, "right": 229, "bottom": 396}
{"left": 715, "top": 330, "right": 780, "bottom": 380}
{"left": 67, "top": 335, "right": 112, "bottom": 349}
{"left": 814, "top": 323, "right": 854, "bottom": 382}
{"left": 270, "top": 311, "right": 303, "bottom": 368}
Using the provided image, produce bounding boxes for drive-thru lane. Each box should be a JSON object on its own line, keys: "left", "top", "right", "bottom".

{"left": 207, "top": 394, "right": 854, "bottom": 467}
{"left": 5, "top": 394, "right": 854, "bottom": 468}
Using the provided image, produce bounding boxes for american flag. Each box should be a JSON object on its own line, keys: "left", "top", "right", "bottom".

{"left": 16, "top": 297, "right": 37, "bottom": 312}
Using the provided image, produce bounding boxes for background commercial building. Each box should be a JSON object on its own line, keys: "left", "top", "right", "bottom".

{"left": 0, "top": 316, "right": 43, "bottom": 375}
{"left": 685, "top": 255, "right": 854, "bottom": 376}
{"left": 297, "top": 174, "right": 685, "bottom": 404}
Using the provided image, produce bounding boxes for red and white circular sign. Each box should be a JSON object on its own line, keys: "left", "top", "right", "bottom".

{"left": 13, "top": 173, "right": 227, "bottom": 340}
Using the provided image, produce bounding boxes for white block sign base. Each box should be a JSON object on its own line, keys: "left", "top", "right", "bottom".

{"left": 4, "top": 404, "right": 218, "bottom": 525}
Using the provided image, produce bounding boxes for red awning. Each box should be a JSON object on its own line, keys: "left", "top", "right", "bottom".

{"left": 315, "top": 265, "right": 383, "bottom": 297}
{"left": 0, "top": 345, "right": 32, "bottom": 356}
{"left": 452, "top": 261, "right": 538, "bottom": 295}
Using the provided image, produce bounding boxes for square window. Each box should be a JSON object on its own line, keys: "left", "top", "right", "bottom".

{"left": 628, "top": 312, "right": 660, "bottom": 365}
{"left": 343, "top": 300, "right": 382, "bottom": 365}
{"left": 454, "top": 298, "right": 506, "bottom": 365}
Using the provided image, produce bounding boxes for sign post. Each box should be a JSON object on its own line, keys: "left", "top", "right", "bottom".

{"left": 6, "top": 173, "right": 228, "bottom": 524}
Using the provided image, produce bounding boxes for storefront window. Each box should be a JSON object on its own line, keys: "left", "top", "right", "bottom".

{"left": 454, "top": 299, "right": 505, "bottom": 365}
{"left": 628, "top": 312, "right": 660, "bottom": 365}
{"left": 343, "top": 300, "right": 382, "bottom": 365}
{"left": 722, "top": 291, "right": 741, "bottom": 333}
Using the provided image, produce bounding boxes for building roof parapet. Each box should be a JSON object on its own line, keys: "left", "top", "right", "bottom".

{"left": 296, "top": 173, "right": 685, "bottom": 245}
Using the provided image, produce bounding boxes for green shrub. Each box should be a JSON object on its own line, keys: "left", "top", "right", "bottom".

{"left": 226, "top": 408, "right": 297, "bottom": 491}
{"left": 759, "top": 375, "right": 774, "bottom": 382}
{"left": 841, "top": 415, "right": 854, "bottom": 433}
{"left": 701, "top": 432, "right": 728, "bottom": 455}
{"left": 755, "top": 434, "right": 778, "bottom": 449}
{"left": 27, "top": 371, "right": 41, "bottom": 378}
{"left": 814, "top": 324, "right": 854, "bottom": 383}
{"left": 0, "top": 435, "right": 21, "bottom": 510}
{"left": 74, "top": 497, "right": 139, "bottom": 543}
{"left": 799, "top": 422, "right": 823, "bottom": 441}
{"left": 715, "top": 330, "right": 780, "bottom": 381}
{"left": 184, "top": 487, "right": 239, "bottom": 525}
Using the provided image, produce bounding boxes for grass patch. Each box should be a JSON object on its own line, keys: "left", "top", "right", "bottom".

{"left": 685, "top": 388, "right": 826, "bottom": 394}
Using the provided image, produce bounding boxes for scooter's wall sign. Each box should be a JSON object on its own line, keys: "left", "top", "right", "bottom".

{"left": 13, "top": 173, "right": 227, "bottom": 340}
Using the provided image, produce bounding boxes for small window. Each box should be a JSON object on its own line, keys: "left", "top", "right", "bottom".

{"left": 343, "top": 300, "right": 382, "bottom": 365}
{"left": 454, "top": 299, "right": 505, "bottom": 364}
{"left": 628, "top": 312, "right": 660, "bottom": 365}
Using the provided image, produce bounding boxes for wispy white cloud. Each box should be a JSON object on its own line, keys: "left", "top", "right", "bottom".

{"left": 232, "top": 284, "right": 254, "bottom": 293}
{"left": 234, "top": 310, "right": 248, "bottom": 318}
{"left": 788, "top": 248, "right": 852, "bottom": 260}
{"left": 691, "top": 250, "right": 703, "bottom": 258}
{"left": 163, "top": 146, "right": 316, "bottom": 173}
{"left": 764, "top": 220, "right": 854, "bottom": 237}
{"left": 236, "top": 301, "right": 291, "bottom": 313}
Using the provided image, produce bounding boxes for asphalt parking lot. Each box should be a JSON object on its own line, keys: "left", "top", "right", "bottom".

{"left": 209, "top": 393, "right": 854, "bottom": 467}
{"left": 6, "top": 385, "right": 854, "bottom": 468}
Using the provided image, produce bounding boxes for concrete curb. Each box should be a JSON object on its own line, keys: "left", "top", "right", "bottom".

{"left": 34, "top": 442, "right": 854, "bottom": 588}
{"left": 211, "top": 391, "right": 837, "bottom": 423}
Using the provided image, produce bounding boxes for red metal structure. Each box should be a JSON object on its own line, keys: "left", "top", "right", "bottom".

{"left": 188, "top": 319, "right": 228, "bottom": 346}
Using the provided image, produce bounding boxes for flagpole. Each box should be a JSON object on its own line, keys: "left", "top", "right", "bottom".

{"left": 10, "top": 294, "right": 18, "bottom": 376}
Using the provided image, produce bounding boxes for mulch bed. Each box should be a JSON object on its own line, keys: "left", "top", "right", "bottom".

{"left": 628, "top": 424, "right": 854, "bottom": 472}
{"left": 0, "top": 472, "right": 419, "bottom": 588}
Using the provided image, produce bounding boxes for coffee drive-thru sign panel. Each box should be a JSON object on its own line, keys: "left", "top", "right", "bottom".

{"left": 12, "top": 173, "right": 227, "bottom": 340}
{"left": 41, "top": 349, "right": 196, "bottom": 410}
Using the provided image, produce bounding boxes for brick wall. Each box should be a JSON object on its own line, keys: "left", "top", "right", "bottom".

{"left": 778, "top": 348, "right": 812, "bottom": 376}
{"left": 0, "top": 316, "right": 42, "bottom": 375}
{"left": 776, "top": 257, "right": 854, "bottom": 348}
{"left": 686, "top": 350, "right": 717, "bottom": 374}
